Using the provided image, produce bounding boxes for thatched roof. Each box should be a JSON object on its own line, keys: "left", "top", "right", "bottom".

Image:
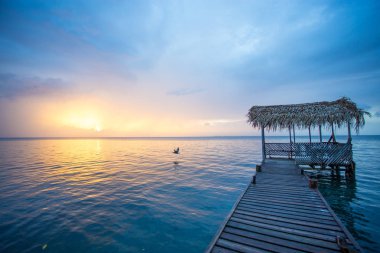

{"left": 247, "top": 97, "right": 370, "bottom": 132}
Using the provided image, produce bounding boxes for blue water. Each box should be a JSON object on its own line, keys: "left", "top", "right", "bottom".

{"left": 0, "top": 136, "right": 379, "bottom": 252}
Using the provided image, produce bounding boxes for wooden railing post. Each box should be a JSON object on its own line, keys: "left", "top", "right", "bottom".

{"left": 331, "top": 123, "right": 336, "bottom": 142}
{"left": 293, "top": 125, "right": 296, "bottom": 143}
{"left": 308, "top": 126, "right": 311, "bottom": 143}
{"left": 347, "top": 121, "right": 352, "bottom": 144}
{"left": 261, "top": 125, "right": 266, "bottom": 161}
{"left": 289, "top": 126, "right": 292, "bottom": 159}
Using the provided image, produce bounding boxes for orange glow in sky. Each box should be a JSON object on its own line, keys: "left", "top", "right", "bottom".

{"left": 1, "top": 1, "right": 379, "bottom": 137}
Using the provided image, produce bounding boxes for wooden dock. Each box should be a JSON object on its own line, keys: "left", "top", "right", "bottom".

{"left": 206, "top": 158, "right": 362, "bottom": 253}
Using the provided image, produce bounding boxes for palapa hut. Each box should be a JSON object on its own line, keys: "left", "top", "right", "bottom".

{"left": 247, "top": 97, "right": 370, "bottom": 175}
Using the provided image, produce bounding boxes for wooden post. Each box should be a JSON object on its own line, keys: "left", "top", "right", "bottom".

{"left": 319, "top": 125, "right": 322, "bottom": 143}
{"left": 252, "top": 170, "right": 257, "bottom": 184}
{"left": 308, "top": 126, "right": 311, "bottom": 143}
{"left": 309, "top": 178, "right": 318, "bottom": 189}
{"left": 331, "top": 123, "right": 336, "bottom": 142}
{"left": 261, "top": 125, "right": 266, "bottom": 161}
{"left": 289, "top": 126, "right": 292, "bottom": 159}
{"left": 347, "top": 121, "right": 352, "bottom": 143}
{"left": 293, "top": 125, "right": 296, "bottom": 160}
{"left": 256, "top": 164, "right": 262, "bottom": 172}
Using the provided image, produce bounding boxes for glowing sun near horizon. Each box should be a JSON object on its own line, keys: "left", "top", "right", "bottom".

{"left": 61, "top": 113, "right": 103, "bottom": 133}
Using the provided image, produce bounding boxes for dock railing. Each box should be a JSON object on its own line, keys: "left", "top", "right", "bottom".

{"left": 265, "top": 142, "right": 353, "bottom": 167}
{"left": 265, "top": 143, "right": 295, "bottom": 158}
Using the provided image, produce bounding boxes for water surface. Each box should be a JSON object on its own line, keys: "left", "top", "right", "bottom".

{"left": 0, "top": 136, "right": 379, "bottom": 252}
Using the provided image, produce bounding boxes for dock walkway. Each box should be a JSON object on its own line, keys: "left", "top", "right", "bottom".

{"left": 206, "top": 158, "right": 362, "bottom": 253}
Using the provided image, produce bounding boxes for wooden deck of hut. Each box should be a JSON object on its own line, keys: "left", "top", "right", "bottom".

{"left": 207, "top": 98, "right": 369, "bottom": 253}
{"left": 206, "top": 158, "right": 362, "bottom": 253}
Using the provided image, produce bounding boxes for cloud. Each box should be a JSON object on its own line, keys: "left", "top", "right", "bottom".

{"left": 358, "top": 104, "right": 371, "bottom": 111}
{"left": 0, "top": 73, "right": 70, "bottom": 99}
{"left": 203, "top": 119, "right": 244, "bottom": 127}
{"left": 0, "top": 1, "right": 380, "bottom": 136}
{"left": 167, "top": 88, "right": 204, "bottom": 96}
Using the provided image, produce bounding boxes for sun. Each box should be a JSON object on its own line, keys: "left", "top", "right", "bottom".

{"left": 95, "top": 125, "right": 102, "bottom": 132}
{"left": 61, "top": 112, "right": 103, "bottom": 133}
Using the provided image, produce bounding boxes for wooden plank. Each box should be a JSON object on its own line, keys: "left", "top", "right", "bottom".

{"left": 232, "top": 212, "right": 342, "bottom": 231}
{"left": 244, "top": 190, "right": 321, "bottom": 200}
{"left": 245, "top": 189, "right": 319, "bottom": 199}
{"left": 237, "top": 202, "right": 328, "bottom": 219}
{"left": 230, "top": 216, "right": 345, "bottom": 237}
{"left": 207, "top": 158, "right": 362, "bottom": 253}
{"left": 243, "top": 194, "right": 324, "bottom": 205}
{"left": 250, "top": 184, "right": 307, "bottom": 190}
{"left": 235, "top": 207, "right": 337, "bottom": 225}
{"left": 227, "top": 220, "right": 338, "bottom": 243}
{"left": 237, "top": 204, "right": 335, "bottom": 221}
{"left": 246, "top": 187, "right": 318, "bottom": 196}
{"left": 216, "top": 239, "right": 270, "bottom": 253}
{"left": 240, "top": 197, "right": 328, "bottom": 210}
{"left": 235, "top": 207, "right": 335, "bottom": 226}
{"left": 240, "top": 198, "right": 327, "bottom": 211}
{"left": 236, "top": 204, "right": 333, "bottom": 223}
{"left": 224, "top": 226, "right": 340, "bottom": 253}
{"left": 241, "top": 196, "right": 326, "bottom": 208}
{"left": 221, "top": 232, "right": 306, "bottom": 253}
{"left": 211, "top": 245, "right": 238, "bottom": 253}
{"left": 240, "top": 198, "right": 325, "bottom": 211}
{"left": 243, "top": 196, "right": 325, "bottom": 208}
{"left": 237, "top": 201, "right": 332, "bottom": 217}
{"left": 226, "top": 221, "right": 338, "bottom": 247}
{"left": 247, "top": 191, "right": 320, "bottom": 201}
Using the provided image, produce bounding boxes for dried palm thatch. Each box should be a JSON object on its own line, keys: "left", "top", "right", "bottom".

{"left": 247, "top": 97, "right": 370, "bottom": 133}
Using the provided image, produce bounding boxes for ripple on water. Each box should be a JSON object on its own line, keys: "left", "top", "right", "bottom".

{"left": 0, "top": 137, "right": 379, "bottom": 252}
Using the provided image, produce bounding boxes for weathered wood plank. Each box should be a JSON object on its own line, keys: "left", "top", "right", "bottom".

{"left": 227, "top": 220, "right": 338, "bottom": 243}
{"left": 206, "top": 158, "right": 362, "bottom": 253}
{"left": 232, "top": 212, "right": 342, "bottom": 231}
{"left": 230, "top": 216, "right": 345, "bottom": 237}
{"left": 244, "top": 191, "right": 321, "bottom": 201}
{"left": 237, "top": 204, "right": 335, "bottom": 221}
{"left": 248, "top": 186, "right": 313, "bottom": 193}
{"left": 240, "top": 195, "right": 328, "bottom": 209}
{"left": 221, "top": 232, "right": 306, "bottom": 253}
{"left": 211, "top": 245, "right": 239, "bottom": 253}
{"left": 237, "top": 201, "right": 333, "bottom": 217}
{"left": 243, "top": 194, "right": 324, "bottom": 205}
{"left": 229, "top": 217, "right": 344, "bottom": 240}
{"left": 246, "top": 194, "right": 319, "bottom": 202}
{"left": 241, "top": 196, "right": 326, "bottom": 209}
{"left": 224, "top": 226, "right": 340, "bottom": 253}
{"left": 216, "top": 239, "right": 270, "bottom": 253}
{"left": 240, "top": 198, "right": 327, "bottom": 212}
{"left": 235, "top": 207, "right": 337, "bottom": 225}
{"left": 245, "top": 190, "right": 319, "bottom": 200}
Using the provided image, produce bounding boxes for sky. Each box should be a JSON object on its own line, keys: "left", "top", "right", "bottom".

{"left": 0, "top": 0, "right": 379, "bottom": 137}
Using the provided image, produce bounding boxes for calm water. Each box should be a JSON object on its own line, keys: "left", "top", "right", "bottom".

{"left": 0, "top": 136, "right": 379, "bottom": 252}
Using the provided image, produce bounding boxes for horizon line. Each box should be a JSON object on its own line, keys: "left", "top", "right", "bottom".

{"left": 0, "top": 134, "right": 379, "bottom": 140}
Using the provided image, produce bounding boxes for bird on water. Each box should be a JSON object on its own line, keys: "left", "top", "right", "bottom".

{"left": 173, "top": 147, "right": 180, "bottom": 154}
